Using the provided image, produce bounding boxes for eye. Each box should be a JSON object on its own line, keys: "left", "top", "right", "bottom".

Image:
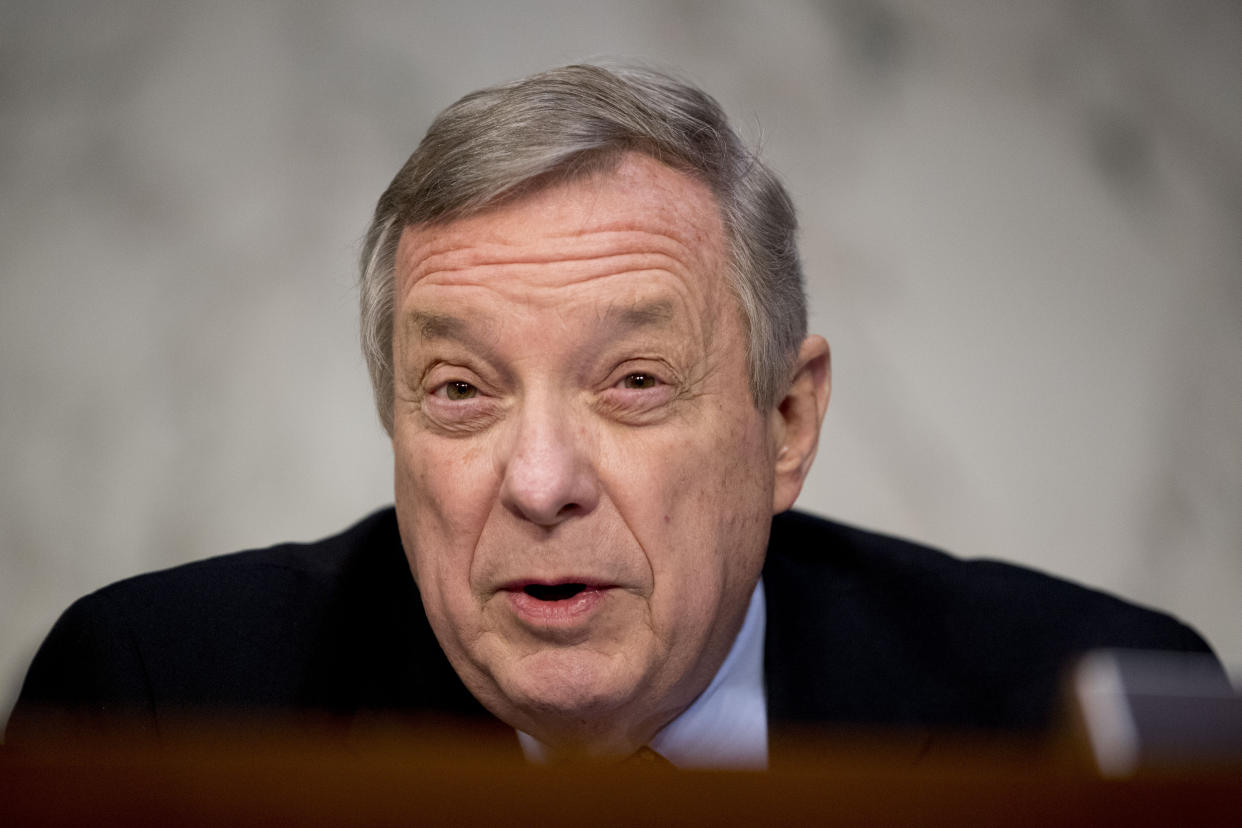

{"left": 441, "top": 381, "right": 478, "bottom": 401}
{"left": 621, "top": 373, "right": 659, "bottom": 390}
{"left": 598, "top": 365, "right": 677, "bottom": 424}
{"left": 420, "top": 374, "right": 499, "bottom": 434}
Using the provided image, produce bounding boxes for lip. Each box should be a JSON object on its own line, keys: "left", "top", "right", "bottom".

{"left": 501, "top": 580, "right": 614, "bottom": 626}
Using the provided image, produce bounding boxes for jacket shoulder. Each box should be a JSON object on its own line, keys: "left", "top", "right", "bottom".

{"left": 764, "top": 510, "right": 1215, "bottom": 731}
{"left": 7, "top": 508, "right": 466, "bottom": 739}
{"left": 62, "top": 506, "right": 409, "bottom": 679}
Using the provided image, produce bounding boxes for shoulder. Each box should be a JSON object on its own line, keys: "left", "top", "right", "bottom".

{"left": 767, "top": 509, "right": 1208, "bottom": 649}
{"left": 763, "top": 510, "right": 1214, "bottom": 730}
{"left": 50, "top": 507, "right": 411, "bottom": 665}
{"left": 9, "top": 508, "right": 425, "bottom": 736}
{"left": 79, "top": 506, "right": 407, "bottom": 622}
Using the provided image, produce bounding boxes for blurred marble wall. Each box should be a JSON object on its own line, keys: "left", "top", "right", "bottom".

{"left": 2, "top": 0, "right": 1240, "bottom": 727}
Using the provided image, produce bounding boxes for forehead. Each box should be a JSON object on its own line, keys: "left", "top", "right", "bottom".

{"left": 393, "top": 154, "right": 730, "bottom": 312}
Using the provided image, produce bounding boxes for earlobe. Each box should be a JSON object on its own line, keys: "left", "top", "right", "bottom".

{"left": 771, "top": 336, "right": 831, "bottom": 514}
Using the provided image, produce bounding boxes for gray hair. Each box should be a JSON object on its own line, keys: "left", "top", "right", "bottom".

{"left": 360, "top": 63, "right": 806, "bottom": 434}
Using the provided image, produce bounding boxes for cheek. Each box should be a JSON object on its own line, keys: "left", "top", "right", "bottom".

{"left": 602, "top": 403, "right": 773, "bottom": 582}
{"left": 394, "top": 431, "right": 497, "bottom": 590}
{"left": 682, "top": 406, "right": 771, "bottom": 518}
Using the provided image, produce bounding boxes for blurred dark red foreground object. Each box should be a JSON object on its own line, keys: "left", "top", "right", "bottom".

{"left": 2, "top": 722, "right": 1239, "bottom": 826}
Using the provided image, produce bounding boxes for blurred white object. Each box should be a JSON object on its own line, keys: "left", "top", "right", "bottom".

{"left": 1073, "top": 649, "right": 1241, "bottom": 777}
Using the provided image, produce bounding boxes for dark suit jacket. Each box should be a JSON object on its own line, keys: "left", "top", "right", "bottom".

{"left": 7, "top": 508, "right": 1214, "bottom": 758}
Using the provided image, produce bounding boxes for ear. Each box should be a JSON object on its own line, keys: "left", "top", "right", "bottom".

{"left": 770, "top": 335, "right": 831, "bottom": 514}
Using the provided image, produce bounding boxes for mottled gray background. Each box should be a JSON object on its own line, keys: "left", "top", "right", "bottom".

{"left": 3, "top": 0, "right": 1240, "bottom": 729}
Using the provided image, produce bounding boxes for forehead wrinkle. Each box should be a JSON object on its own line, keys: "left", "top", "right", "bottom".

{"left": 428, "top": 265, "right": 700, "bottom": 303}
{"left": 416, "top": 226, "right": 701, "bottom": 264}
{"left": 398, "top": 224, "right": 714, "bottom": 294}
{"left": 414, "top": 250, "right": 692, "bottom": 287}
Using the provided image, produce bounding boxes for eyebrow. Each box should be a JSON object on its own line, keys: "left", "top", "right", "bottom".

{"left": 405, "top": 299, "right": 679, "bottom": 346}
{"left": 604, "top": 298, "right": 676, "bottom": 331}
{"left": 407, "top": 310, "right": 469, "bottom": 342}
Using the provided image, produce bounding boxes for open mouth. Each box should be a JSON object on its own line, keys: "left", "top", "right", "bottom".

{"left": 523, "top": 583, "right": 589, "bottom": 602}
{"left": 504, "top": 581, "right": 608, "bottom": 626}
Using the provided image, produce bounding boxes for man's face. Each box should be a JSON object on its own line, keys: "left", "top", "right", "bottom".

{"left": 390, "top": 154, "right": 782, "bottom": 755}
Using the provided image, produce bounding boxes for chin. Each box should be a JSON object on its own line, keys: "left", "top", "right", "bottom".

{"left": 498, "top": 647, "right": 657, "bottom": 738}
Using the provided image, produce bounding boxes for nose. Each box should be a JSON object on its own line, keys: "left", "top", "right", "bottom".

{"left": 498, "top": 396, "right": 600, "bottom": 527}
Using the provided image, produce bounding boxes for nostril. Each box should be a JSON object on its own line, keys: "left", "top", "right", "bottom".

{"left": 524, "top": 583, "right": 587, "bottom": 601}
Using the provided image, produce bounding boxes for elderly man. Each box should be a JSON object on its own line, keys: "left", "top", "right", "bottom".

{"left": 9, "top": 65, "right": 1214, "bottom": 767}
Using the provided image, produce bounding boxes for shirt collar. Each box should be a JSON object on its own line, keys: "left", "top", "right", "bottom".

{"left": 517, "top": 578, "right": 768, "bottom": 769}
